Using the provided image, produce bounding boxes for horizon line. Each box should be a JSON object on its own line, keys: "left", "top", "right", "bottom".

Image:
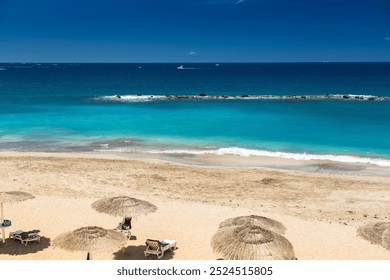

{"left": 1, "top": 61, "right": 390, "bottom": 64}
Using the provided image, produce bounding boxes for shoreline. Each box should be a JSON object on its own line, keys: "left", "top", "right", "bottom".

{"left": 2, "top": 134, "right": 390, "bottom": 173}
{"left": 2, "top": 150, "right": 389, "bottom": 177}
{"left": 121, "top": 152, "right": 390, "bottom": 177}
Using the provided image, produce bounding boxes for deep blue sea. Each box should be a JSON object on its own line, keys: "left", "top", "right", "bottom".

{"left": 1, "top": 63, "right": 390, "bottom": 166}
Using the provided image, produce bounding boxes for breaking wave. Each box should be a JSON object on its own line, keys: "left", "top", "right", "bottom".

{"left": 93, "top": 94, "right": 390, "bottom": 102}
{"left": 94, "top": 146, "right": 390, "bottom": 167}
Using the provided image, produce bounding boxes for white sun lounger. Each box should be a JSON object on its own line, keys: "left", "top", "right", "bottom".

{"left": 9, "top": 230, "right": 41, "bottom": 245}
{"left": 144, "top": 239, "right": 177, "bottom": 259}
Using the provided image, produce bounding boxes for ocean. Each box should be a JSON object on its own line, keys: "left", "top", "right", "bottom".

{"left": 1, "top": 62, "right": 390, "bottom": 167}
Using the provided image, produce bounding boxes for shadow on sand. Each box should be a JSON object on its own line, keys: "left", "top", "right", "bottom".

{"left": 113, "top": 245, "right": 176, "bottom": 260}
{"left": 0, "top": 237, "right": 51, "bottom": 255}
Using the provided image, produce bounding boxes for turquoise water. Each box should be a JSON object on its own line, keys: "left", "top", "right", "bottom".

{"left": 1, "top": 63, "right": 390, "bottom": 165}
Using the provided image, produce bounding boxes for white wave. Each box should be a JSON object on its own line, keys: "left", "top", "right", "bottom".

{"left": 93, "top": 146, "right": 390, "bottom": 167}
{"left": 214, "top": 148, "right": 390, "bottom": 167}
{"left": 97, "top": 143, "right": 109, "bottom": 147}
{"left": 93, "top": 94, "right": 389, "bottom": 102}
{"left": 95, "top": 95, "right": 167, "bottom": 102}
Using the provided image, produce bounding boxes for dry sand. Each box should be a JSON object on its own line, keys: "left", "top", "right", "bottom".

{"left": 0, "top": 151, "right": 389, "bottom": 260}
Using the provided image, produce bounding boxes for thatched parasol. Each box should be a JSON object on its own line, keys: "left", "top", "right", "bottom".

{"left": 382, "top": 229, "right": 390, "bottom": 251}
{"left": 0, "top": 191, "right": 35, "bottom": 243}
{"left": 91, "top": 196, "right": 157, "bottom": 218}
{"left": 219, "top": 215, "right": 287, "bottom": 235}
{"left": 211, "top": 225, "right": 296, "bottom": 260}
{"left": 91, "top": 196, "right": 157, "bottom": 239}
{"left": 0, "top": 191, "right": 35, "bottom": 204}
{"left": 52, "top": 226, "right": 127, "bottom": 259}
{"left": 357, "top": 222, "right": 390, "bottom": 245}
{"left": 91, "top": 195, "right": 158, "bottom": 229}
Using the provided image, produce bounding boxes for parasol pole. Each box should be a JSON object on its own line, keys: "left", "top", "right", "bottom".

{"left": 1, "top": 202, "right": 5, "bottom": 243}
{"left": 86, "top": 252, "right": 93, "bottom": 260}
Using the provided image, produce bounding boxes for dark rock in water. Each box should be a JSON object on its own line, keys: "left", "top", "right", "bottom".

{"left": 105, "top": 93, "right": 389, "bottom": 102}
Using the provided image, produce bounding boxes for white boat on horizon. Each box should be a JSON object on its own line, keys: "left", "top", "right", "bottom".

{"left": 177, "top": 65, "right": 199, "bottom": 70}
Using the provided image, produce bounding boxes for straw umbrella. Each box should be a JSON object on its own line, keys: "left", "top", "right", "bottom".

{"left": 91, "top": 196, "right": 157, "bottom": 218}
{"left": 53, "top": 226, "right": 127, "bottom": 259}
{"left": 211, "top": 225, "right": 296, "bottom": 260}
{"left": 0, "top": 191, "right": 35, "bottom": 243}
{"left": 218, "top": 215, "right": 287, "bottom": 235}
{"left": 91, "top": 196, "right": 157, "bottom": 235}
{"left": 357, "top": 222, "right": 390, "bottom": 245}
{"left": 382, "top": 229, "right": 390, "bottom": 251}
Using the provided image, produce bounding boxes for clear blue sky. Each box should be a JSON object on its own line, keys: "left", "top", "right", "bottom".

{"left": 0, "top": 0, "right": 389, "bottom": 62}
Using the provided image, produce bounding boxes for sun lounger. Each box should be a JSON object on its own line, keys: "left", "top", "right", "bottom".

{"left": 115, "top": 217, "right": 132, "bottom": 239}
{"left": 9, "top": 230, "right": 41, "bottom": 245}
{"left": 144, "top": 239, "right": 177, "bottom": 259}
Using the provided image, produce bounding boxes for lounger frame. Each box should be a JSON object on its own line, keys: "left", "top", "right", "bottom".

{"left": 9, "top": 231, "right": 41, "bottom": 246}
{"left": 144, "top": 239, "right": 177, "bottom": 259}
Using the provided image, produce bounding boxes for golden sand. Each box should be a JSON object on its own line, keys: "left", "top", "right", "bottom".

{"left": 1, "top": 152, "right": 389, "bottom": 260}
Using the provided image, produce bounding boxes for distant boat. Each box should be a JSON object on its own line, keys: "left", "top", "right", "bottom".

{"left": 215, "top": 63, "right": 220, "bottom": 67}
{"left": 177, "top": 65, "right": 200, "bottom": 70}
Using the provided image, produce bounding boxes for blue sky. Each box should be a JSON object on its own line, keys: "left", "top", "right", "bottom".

{"left": 0, "top": 0, "right": 389, "bottom": 62}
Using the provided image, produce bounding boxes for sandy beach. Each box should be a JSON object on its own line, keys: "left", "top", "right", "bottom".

{"left": 1, "top": 151, "right": 389, "bottom": 260}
